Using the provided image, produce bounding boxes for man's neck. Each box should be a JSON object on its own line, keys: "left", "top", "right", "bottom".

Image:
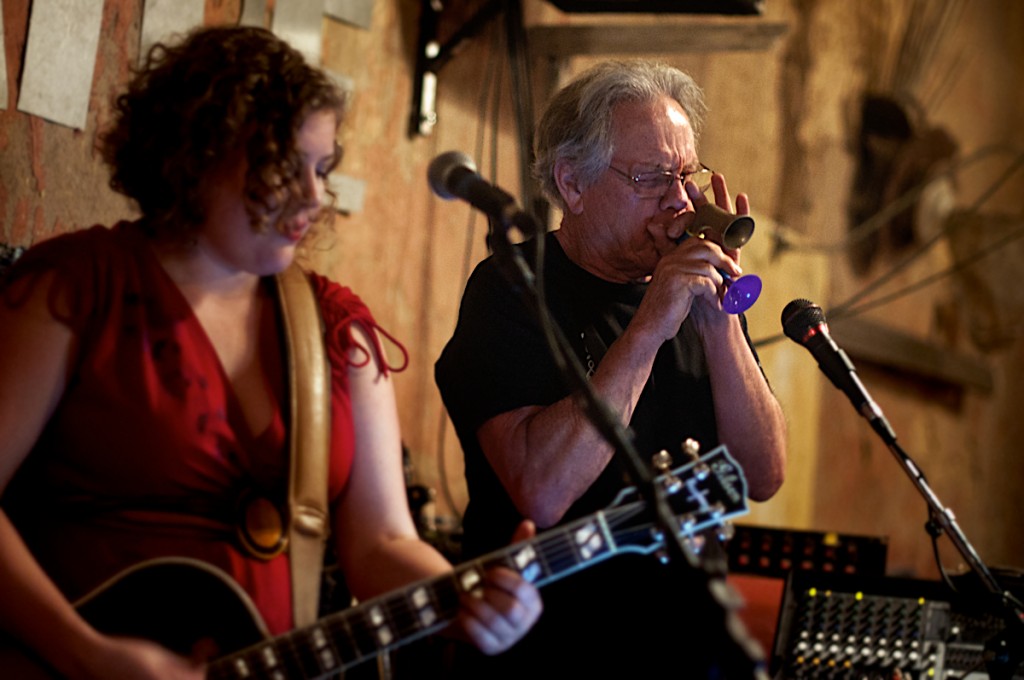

{"left": 554, "top": 225, "right": 645, "bottom": 284}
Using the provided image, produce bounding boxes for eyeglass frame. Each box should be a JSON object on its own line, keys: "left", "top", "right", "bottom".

{"left": 607, "top": 161, "right": 714, "bottom": 197}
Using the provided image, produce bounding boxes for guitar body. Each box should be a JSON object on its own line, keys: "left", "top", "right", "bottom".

{"left": 0, "top": 558, "right": 270, "bottom": 678}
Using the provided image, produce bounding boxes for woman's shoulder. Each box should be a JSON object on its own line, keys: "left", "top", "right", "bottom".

{"left": 8, "top": 222, "right": 142, "bottom": 271}
{"left": 2, "top": 222, "right": 150, "bottom": 326}
{"left": 305, "top": 270, "right": 373, "bottom": 320}
{"left": 302, "top": 270, "right": 408, "bottom": 375}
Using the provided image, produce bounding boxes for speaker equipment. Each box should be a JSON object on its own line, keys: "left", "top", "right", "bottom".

{"left": 728, "top": 525, "right": 889, "bottom": 579}
{"left": 725, "top": 525, "right": 889, "bottom": 659}
{"left": 771, "top": 570, "right": 1024, "bottom": 679}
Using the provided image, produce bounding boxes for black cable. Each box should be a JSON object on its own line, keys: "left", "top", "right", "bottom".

{"left": 433, "top": 19, "right": 506, "bottom": 526}
{"left": 770, "top": 145, "right": 1020, "bottom": 255}
{"left": 754, "top": 148, "right": 1024, "bottom": 348}
{"left": 839, "top": 218, "right": 1024, "bottom": 321}
{"left": 501, "top": 0, "right": 537, "bottom": 218}
{"left": 830, "top": 148, "right": 1024, "bottom": 319}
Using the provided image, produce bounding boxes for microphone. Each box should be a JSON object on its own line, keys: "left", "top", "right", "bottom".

{"left": 427, "top": 151, "right": 527, "bottom": 228}
{"left": 781, "top": 299, "right": 896, "bottom": 443}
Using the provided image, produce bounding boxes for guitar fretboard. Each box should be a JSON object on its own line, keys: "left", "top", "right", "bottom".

{"left": 207, "top": 446, "right": 745, "bottom": 680}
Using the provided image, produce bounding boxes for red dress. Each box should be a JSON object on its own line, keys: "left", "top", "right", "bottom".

{"left": 1, "top": 222, "right": 407, "bottom": 635}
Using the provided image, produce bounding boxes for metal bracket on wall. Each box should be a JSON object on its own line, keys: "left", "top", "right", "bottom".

{"left": 1, "top": 243, "right": 26, "bottom": 276}
{"left": 409, "top": 0, "right": 506, "bottom": 137}
{"left": 409, "top": 0, "right": 772, "bottom": 138}
{"left": 409, "top": 0, "right": 540, "bottom": 222}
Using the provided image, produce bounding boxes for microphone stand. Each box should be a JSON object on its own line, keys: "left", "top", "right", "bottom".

{"left": 486, "top": 209, "right": 769, "bottom": 679}
{"left": 846, "top": 382, "right": 1023, "bottom": 679}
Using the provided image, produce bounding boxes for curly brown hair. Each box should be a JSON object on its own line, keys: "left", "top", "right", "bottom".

{"left": 102, "top": 25, "right": 346, "bottom": 240}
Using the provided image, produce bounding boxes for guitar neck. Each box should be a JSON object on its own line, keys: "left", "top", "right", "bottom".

{"left": 208, "top": 505, "right": 637, "bottom": 679}
{"left": 208, "top": 444, "right": 747, "bottom": 679}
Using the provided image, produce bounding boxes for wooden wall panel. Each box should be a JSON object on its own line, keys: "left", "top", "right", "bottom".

{"left": 2, "top": 0, "right": 1021, "bottom": 580}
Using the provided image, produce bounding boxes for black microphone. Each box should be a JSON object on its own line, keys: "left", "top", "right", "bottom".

{"left": 782, "top": 299, "right": 896, "bottom": 443}
{"left": 427, "top": 151, "right": 526, "bottom": 228}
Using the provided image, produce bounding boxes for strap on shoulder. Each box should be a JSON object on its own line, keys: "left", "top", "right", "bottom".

{"left": 275, "top": 264, "right": 331, "bottom": 628}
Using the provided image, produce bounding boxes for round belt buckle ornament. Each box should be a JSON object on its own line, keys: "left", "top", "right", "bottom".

{"left": 236, "top": 490, "right": 288, "bottom": 560}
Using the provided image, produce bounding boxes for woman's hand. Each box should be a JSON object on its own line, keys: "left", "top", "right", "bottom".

{"left": 452, "top": 520, "right": 543, "bottom": 655}
{"left": 91, "top": 636, "right": 205, "bottom": 680}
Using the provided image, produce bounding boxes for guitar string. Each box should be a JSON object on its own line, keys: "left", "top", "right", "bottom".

{"left": 224, "top": 504, "right": 721, "bottom": 679}
{"left": 211, "top": 505, "right": 656, "bottom": 677}
{"left": 207, "top": 456, "right": 737, "bottom": 675}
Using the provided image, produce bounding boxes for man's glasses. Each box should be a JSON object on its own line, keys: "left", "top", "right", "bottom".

{"left": 608, "top": 162, "right": 713, "bottom": 198}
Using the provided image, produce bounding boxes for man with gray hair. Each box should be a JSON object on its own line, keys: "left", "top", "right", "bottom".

{"left": 436, "top": 60, "right": 787, "bottom": 677}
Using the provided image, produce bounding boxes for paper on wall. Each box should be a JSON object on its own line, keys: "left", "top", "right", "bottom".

{"left": 139, "top": 0, "right": 205, "bottom": 64}
{"left": 0, "top": 8, "right": 8, "bottom": 110}
{"left": 272, "top": 0, "right": 326, "bottom": 65}
{"left": 18, "top": 0, "right": 105, "bottom": 130}
{"left": 240, "top": 0, "right": 270, "bottom": 27}
{"left": 325, "top": 0, "right": 375, "bottom": 30}
{"left": 327, "top": 172, "right": 367, "bottom": 214}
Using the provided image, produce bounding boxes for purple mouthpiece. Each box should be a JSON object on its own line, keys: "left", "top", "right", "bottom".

{"left": 722, "top": 274, "right": 762, "bottom": 314}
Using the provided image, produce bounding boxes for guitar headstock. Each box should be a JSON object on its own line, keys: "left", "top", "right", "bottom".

{"left": 660, "top": 441, "right": 749, "bottom": 555}
{"left": 604, "top": 442, "right": 749, "bottom": 558}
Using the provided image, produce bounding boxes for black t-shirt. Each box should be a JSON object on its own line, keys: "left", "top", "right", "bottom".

{"left": 435, "top": 232, "right": 759, "bottom": 678}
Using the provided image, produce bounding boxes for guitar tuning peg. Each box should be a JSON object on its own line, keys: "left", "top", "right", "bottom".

{"left": 680, "top": 440, "right": 710, "bottom": 479}
{"left": 652, "top": 450, "right": 682, "bottom": 494}
{"left": 684, "top": 533, "right": 707, "bottom": 555}
{"left": 649, "top": 526, "right": 669, "bottom": 557}
{"left": 716, "top": 522, "right": 736, "bottom": 543}
{"left": 651, "top": 449, "right": 672, "bottom": 472}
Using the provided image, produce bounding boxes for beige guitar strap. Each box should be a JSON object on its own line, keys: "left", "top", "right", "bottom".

{"left": 275, "top": 264, "right": 331, "bottom": 628}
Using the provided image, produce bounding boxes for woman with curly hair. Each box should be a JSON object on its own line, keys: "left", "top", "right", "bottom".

{"left": 0, "top": 25, "right": 540, "bottom": 679}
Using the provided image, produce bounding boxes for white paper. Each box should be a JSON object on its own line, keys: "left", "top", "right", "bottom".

{"left": 240, "top": 0, "right": 269, "bottom": 27}
{"left": 0, "top": 9, "right": 8, "bottom": 109}
{"left": 327, "top": 173, "right": 366, "bottom": 214}
{"left": 325, "top": 0, "right": 375, "bottom": 30}
{"left": 18, "top": 0, "right": 105, "bottom": 129}
{"left": 272, "top": 0, "right": 326, "bottom": 65}
{"left": 139, "top": 0, "right": 205, "bottom": 64}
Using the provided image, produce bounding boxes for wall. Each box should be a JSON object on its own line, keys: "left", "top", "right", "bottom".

{"left": 755, "top": 0, "right": 1024, "bottom": 579}
{"left": 2, "top": 0, "right": 1022, "bottom": 581}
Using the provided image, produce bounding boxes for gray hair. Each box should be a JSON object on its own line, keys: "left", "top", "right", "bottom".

{"left": 532, "top": 60, "right": 707, "bottom": 211}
